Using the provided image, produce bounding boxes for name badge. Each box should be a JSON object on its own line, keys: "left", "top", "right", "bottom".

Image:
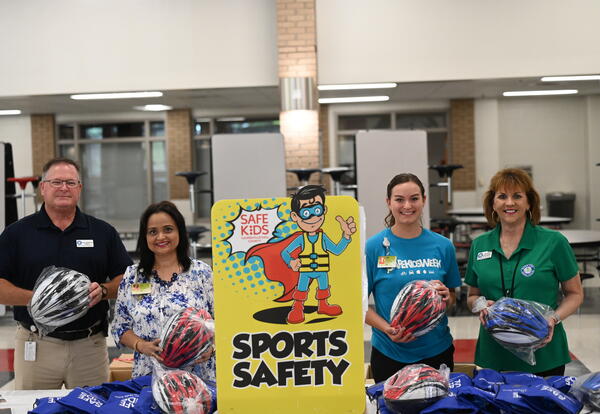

{"left": 132, "top": 282, "right": 152, "bottom": 295}
{"left": 476, "top": 251, "right": 493, "bottom": 261}
{"left": 76, "top": 239, "right": 94, "bottom": 248}
{"left": 377, "top": 255, "right": 397, "bottom": 268}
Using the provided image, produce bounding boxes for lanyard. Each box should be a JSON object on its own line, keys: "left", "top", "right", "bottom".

{"left": 497, "top": 250, "right": 522, "bottom": 298}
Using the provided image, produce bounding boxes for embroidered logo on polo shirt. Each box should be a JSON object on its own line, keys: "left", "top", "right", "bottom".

{"left": 477, "top": 251, "right": 493, "bottom": 260}
{"left": 521, "top": 264, "right": 535, "bottom": 277}
{"left": 76, "top": 239, "right": 94, "bottom": 248}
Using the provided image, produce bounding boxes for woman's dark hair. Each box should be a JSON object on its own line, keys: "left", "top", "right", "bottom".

{"left": 137, "top": 201, "right": 191, "bottom": 278}
{"left": 384, "top": 173, "right": 426, "bottom": 228}
{"left": 483, "top": 168, "right": 541, "bottom": 227}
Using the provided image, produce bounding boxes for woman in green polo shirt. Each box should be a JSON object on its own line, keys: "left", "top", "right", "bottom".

{"left": 465, "top": 168, "right": 583, "bottom": 376}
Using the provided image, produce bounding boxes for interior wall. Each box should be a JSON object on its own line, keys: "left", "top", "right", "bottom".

{"left": 0, "top": 0, "right": 278, "bottom": 97}
{"left": 585, "top": 96, "right": 600, "bottom": 231}
{"left": 317, "top": 0, "right": 600, "bottom": 84}
{"left": 497, "top": 97, "right": 588, "bottom": 229}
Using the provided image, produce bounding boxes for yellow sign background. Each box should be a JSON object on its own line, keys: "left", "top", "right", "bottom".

{"left": 212, "top": 196, "right": 365, "bottom": 413}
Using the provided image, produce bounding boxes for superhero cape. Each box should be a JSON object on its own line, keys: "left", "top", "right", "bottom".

{"left": 245, "top": 232, "right": 304, "bottom": 302}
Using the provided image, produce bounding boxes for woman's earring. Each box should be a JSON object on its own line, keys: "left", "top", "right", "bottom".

{"left": 492, "top": 210, "right": 499, "bottom": 223}
{"left": 527, "top": 209, "right": 533, "bottom": 221}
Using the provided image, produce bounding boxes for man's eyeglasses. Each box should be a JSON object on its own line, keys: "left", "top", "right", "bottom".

{"left": 43, "top": 179, "right": 80, "bottom": 188}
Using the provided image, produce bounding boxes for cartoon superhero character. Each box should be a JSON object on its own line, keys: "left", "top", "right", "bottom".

{"left": 246, "top": 185, "right": 356, "bottom": 324}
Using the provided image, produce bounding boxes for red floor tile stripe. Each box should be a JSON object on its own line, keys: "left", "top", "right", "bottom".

{"left": 453, "top": 339, "right": 476, "bottom": 363}
{"left": 0, "top": 349, "right": 14, "bottom": 372}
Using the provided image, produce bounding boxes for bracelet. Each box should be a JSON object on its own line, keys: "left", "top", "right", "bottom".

{"left": 133, "top": 339, "right": 141, "bottom": 353}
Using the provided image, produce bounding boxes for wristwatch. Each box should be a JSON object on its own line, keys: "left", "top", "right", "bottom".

{"left": 100, "top": 284, "right": 108, "bottom": 300}
{"left": 551, "top": 313, "right": 561, "bottom": 325}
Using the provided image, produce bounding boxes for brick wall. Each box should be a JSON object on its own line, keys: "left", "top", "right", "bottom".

{"left": 276, "top": 0, "right": 317, "bottom": 80}
{"left": 30, "top": 114, "right": 56, "bottom": 176}
{"left": 277, "top": 0, "right": 321, "bottom": 189}
{"left": 166, "top": 109, "right": 193, "bottom": 199}
{"left": 450, "top": 99, "right": 476, "bottom": 190}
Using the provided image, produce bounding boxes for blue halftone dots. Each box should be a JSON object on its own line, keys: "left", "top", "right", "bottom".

{"left": 232, "top": 263, "right": 239, "bottom": 269}
{"left": 228, "top": 275, "right": 233, "bottom": 278}
{"left": 258, "top": 280, "right": 264, "bottom": 285}
{"left": 253, "top": 271, "right": 262, "bottom": 279}
{"left": 243, "top": 287, "right": 247, "bottom": 290}
{"left": 251, "top": 264, "right": 258, "bottom": 271}
{"left": 251, "top": 284, "right": 255, "bottom": 288}
{"left": 246, "top": 275, "right": 253, "bottom": 281}
{"left": 220, "top": 233, "right": 225, "bottom": 238}
{"left": 262, "top": 200, "right": 268, "bottom": 204}
{"left": 218, "top": 251, "right": 223, "bottom": 256}
{"left": 221, "top": 259, "right": 227, "bottom": 264}
{"left": 236, "top": 271, "right": 241, "bottom": 276}
{"left": 224, "top": 266, "right": 229, "bottom": 270}
{"left": 243, "top": 267, "right": 250, "bottom": 274}
{"left": 285, "top": 209, "right": 291, "bottom": 214}
{"left": 270, "top": 285, "right": 275, "bottom": 289}
{"left": 230, "top": 212, "right": 235, "bottom": 216}
{"left": 218, "top": 226, "right": 222, "bottom": 230}
{"left": 255, "top": 202, "right": 260, "bottom": 208}
{"left": 262, "top": 288, "right": 267, "bottom": 292}
{"left": 229, "top": 256, "right": 236, "bottom": 261}
{"left": 239, "top": 278, "right": 245, "bottom": 283}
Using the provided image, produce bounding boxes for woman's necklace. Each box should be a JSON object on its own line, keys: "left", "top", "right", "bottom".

{"left": 153, "top": 262, "right": 182, "bottom": 281}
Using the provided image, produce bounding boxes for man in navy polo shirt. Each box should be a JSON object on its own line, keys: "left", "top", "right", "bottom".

{"left": 0, "top": 157, "right": 132, "bottom": 390}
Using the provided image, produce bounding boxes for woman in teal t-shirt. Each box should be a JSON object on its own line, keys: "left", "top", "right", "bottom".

{"left": 366, "top": 173, "right": 462, "bottom": 383}
{"left": 465, "top": 168, "right": 583, "bottom": 376}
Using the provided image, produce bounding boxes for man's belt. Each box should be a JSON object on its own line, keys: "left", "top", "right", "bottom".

{"left": 19, "top": 321, "right": 103, "bottom": 341}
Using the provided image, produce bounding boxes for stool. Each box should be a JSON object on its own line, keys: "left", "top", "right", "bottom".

{"left": 175, "top": 171, "right": 207, "bottom": 215}
{"left": 7, "top": 176, "right": 41, "bottom": 216}
{"left": 187, "top": 225, "right": 209, "bottom": 259}
{"left": 321, "top": 167, "right": 351, "bottom": 195}
{"left": 286, "top": 168, "right": 321, "bottom": 187}
{"left": 429, "top": 164, "right": 463, "bottom": 205}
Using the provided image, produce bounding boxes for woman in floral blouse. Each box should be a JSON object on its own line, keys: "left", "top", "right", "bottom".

{"left": 111, "top": 201, "right": 215, "bottom": 380}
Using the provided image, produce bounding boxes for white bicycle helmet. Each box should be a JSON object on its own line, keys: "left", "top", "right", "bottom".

{"left": 29, "top": 266, "right": 91, "bottom": 328}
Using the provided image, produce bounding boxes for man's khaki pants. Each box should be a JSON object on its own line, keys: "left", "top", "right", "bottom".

{"left": 14, "top": 324, "right": 109, "bottom": 390}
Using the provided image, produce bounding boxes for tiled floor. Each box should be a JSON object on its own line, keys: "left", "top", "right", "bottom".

{"left": 2, "top": 287, "right": 600, "bottom": 390}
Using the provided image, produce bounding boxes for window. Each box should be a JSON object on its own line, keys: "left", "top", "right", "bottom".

{"left": 57, "top": 120, "right": 167, "bottom": 227}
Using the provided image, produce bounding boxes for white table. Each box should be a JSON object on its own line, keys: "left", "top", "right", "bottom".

{"left": 456, "top": 215, "right": 571, "bottom": 226}
{"left": 447, "top": 207, "right": 485, "bottom": 216}
{"left": 559, "top": 230, "right": 600, "bottom": 248}
{"left": 0, "top": 390, "right": 68, "bottom": 414}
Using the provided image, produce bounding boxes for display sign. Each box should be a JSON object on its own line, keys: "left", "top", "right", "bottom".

{"left": 212, "top": 188, "right": 365, "bottom": 413}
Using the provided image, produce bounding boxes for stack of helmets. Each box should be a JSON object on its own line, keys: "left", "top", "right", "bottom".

{"left": 483, "top": 297, "right": 550, "bottom": 348}
{"left": 159, "top": 307, "right": 214, "bottom": 368}
{"left": 29, "top": 266, "right": 91, "bottom": 331}
{"left": 152, "top": 370, "right": 212, "bottom": 414}
{"left": 389, "top": 280, "right": 446, "bottom": 337}
{"left": 383, "top": 364, "right": 449, "bottom": 414}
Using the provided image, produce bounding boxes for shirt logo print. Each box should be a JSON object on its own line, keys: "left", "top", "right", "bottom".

{"left": 520, "top": 264, "right": 535, "bottom": 277}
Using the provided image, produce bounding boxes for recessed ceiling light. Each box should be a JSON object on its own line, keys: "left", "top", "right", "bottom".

{"left": 0, "top": 109, "right": 22, "bottom": 115}
{"left": 318, "top": 82, "right": 397, "bottom": 91}
{"left": 133, "top": 104, "right": 172, "bottom": 111}
{"left": 503, "top": 89, "right": 578, "bottom": 97}
{"left": 71, "top": 91, "right": 163, "bottom": 100}
{"left": 216, "top": 117, "right": 245, "bottom": 122}
{"left": 541, "top": 75, "right": 600, "bottom": 82}
{"left": 318, "top": 96, "right": 390, "bottom": 104}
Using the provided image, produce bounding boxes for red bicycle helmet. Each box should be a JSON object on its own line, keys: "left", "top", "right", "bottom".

{"left": 152, "top": 370, "right": 211, "bottom": 414}
{"left": 384, "top": 364, "right": 449, "bottom": 414}
{"left": 159, "top": 307, "right": 214, "bottom": 368}
{"left": 389, "top": 280, "right": 446, "bottom": 337}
